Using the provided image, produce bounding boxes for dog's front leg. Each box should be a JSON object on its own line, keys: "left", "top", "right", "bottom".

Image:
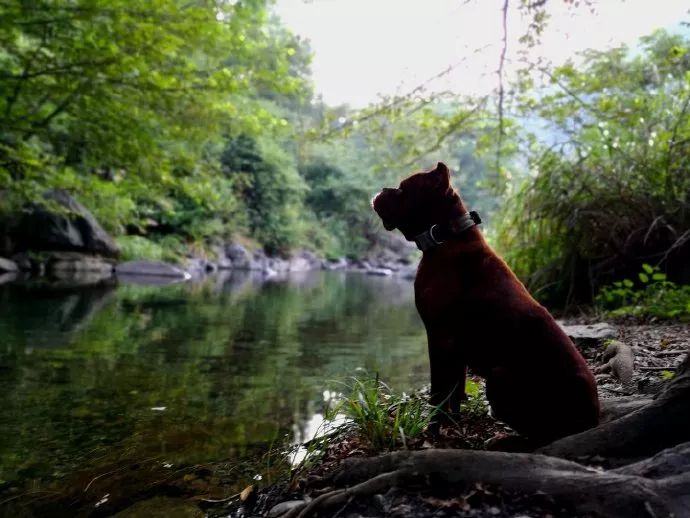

{"left": 427, "top": 330, "right": 466, "bottom": 418}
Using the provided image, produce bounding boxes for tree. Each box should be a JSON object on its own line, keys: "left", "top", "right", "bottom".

{"left": 0, "top": 0, "right": 305, "bottom": 235}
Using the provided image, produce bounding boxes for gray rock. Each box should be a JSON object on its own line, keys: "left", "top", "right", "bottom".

{"left": 16, "top": 190, "right": 119, "bottom": 258}
{"left": 558, "top": 322, "right": 618, "bottom": 347}
{"left": 10, "top": 252, "right": 39, "bottom": 272}
{"left": 367, "top": 268, "right": 393, "bottom": 276}
{"left": 395, "top": 265, "right": 417, "bottom": 279}
{"left": 0, "top": 272, "right": 18, "bottom": 285}
{"left": 46, "top": 252, "right": 114, "bottom": 275}
{"left": 323, "top": 257, "right": 348, "bottom": 270}
{"left": 225, "top": 243, "right": 253, "bottom": 269}
{"left": 116, "top": 260, "right": 191, "bottom": 279}
{"left": 267, "top": 500, "right": 306, "bottom": 517}
{"left": 288, "top": 250, "right": 321, "bottom": 272}
{"left": 0, "top": 257, "right": 18, "bottom": 273}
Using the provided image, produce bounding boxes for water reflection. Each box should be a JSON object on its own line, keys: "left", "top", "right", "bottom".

{"left": 0, "top": 271, "right": 428, "bottom": 494}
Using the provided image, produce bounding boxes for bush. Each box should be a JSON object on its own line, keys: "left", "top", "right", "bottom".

{"left": 115, "top": 235, "right": 186, "bottom": 263}
{"left": 596, "top": 264, "right": 690, "bottom": 321}
{"left": 498, "top": 31, "right": 690, "bottom": 306}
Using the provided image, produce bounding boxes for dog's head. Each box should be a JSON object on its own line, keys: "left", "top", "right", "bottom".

{"left": 372, "top": 162, "right": 465, "bottom": 240}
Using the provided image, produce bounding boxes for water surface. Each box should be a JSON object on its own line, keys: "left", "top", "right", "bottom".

{"left": 0, "top": 271, "right": 427, "bottom": 496}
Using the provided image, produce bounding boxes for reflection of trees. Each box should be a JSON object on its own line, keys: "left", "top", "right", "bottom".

{"left": 0, "top": 273, "right": 428, "bottom": 490}
{"left": 0, "top": 281, "right": 116, "bottom": 349}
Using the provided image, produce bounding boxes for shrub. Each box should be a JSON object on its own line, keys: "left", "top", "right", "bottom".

{"left": 596, "top": 264, "right": 690, "bottom": 320}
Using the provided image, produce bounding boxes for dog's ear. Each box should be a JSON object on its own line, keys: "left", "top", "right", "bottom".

{"left": 430, "top": 162, "right": 451, "bottom": 192}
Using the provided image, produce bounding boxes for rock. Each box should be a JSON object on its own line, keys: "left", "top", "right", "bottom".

{"left": 115, "top": 260, "right": 191, "bottom": 279}
{"left": 113, "top": 496, "right": 203, "bottom": 518}
{"left": 288, "top": 250, "right": 321, "bottom": 272}
{"left": 10, "top": 252, "right": 40, "bottom": 272}
{"left": 225, "top": 243, "right": 253, "bottom": 269}
{"left": 323, "top": 257, "right": 348, "bottom": 270}
{"left": 367, "top": 268, "right": 393, "bottom": 276}
{"left": 267, "top": 500, "right": 306, "bottom": 517}
{"left": 212, "top": 246, "right": 233, "bottom": 270}
{"left": 396, "top": 265, "right": 417, "bottom": 279}
{"left": 16, "top": 190, "right": 119, "bottom": 258}
{"left": 45, "top": 252, "right": 114, "bottom": 276}
{"left": 558, "top": 322, "right": 618, "bottom": 347}
{"left": 0, "top": 272, "right": 18, "bottom": 285}
{"left": 0, "top": 257, "right": 18, "bottom": 273}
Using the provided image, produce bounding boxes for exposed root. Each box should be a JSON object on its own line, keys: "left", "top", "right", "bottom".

{"left": 596, "top": 340, "right": 635, "bottom": 391}
{"left": 278, "top": 448, "right": 689, "bottom": 518}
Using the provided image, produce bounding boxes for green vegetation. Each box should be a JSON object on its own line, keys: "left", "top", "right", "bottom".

{"left": 325, "top": 377, "right": 487, "bottom": 452}
{"left": 498, "top": 31, "right": 690, "bottom": 305}
{"left": 596, "top": 264, "right": 690, "bottom": 321}
{"left": 327, "top": 377, "right": 438, "bottom": 451}
{"left": 1, "top": 1, "right": 688, "bottom": 307}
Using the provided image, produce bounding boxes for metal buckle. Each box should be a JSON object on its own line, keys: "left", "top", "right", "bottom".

{"left": 428, "top": 224, "right": 443, "bottom": 245}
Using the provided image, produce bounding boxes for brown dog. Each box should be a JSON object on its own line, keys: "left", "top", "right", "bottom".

{"left": 372, "top": 162, "right": 599, "bottom": 444}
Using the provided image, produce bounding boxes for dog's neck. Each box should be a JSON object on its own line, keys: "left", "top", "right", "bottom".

{"left": 398, "top": 194, "right": 481, "bottom": 252}
{"left": 413, "top": 210, "right": 482, "bottom": 252}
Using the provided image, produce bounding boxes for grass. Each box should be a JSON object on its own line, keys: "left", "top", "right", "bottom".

{"left": 323, "top": 376, "right": 488, "bottom": 452}
{"left": 325, "top": 376, "right": 438, "bottom": 452}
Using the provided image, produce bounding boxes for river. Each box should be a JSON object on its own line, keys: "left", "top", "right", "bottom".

{"left": 0, "top": 271, "right": 427, "bottom": 503}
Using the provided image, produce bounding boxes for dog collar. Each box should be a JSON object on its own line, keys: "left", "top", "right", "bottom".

{"left": 413, "top": 211, "right": 481, "bottom": 252}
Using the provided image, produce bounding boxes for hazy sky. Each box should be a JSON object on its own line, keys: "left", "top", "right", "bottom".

{"left": 274, "top": 0, "right": 690, "bottom": 107}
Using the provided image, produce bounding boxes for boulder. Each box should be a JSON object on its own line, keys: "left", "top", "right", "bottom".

{"left": 0, "top": 272, "right": 18, "bottom": 286}
{"left": 224, "top": 243, "right": 253, "bottom": 269}
{"left": 323, "top": 257, "right": 348, "bottom": 271}
{"left": 15, "top": 190, "right": 119, "bottom": 258}
{"left": 0, "top": 257, "right": 18, "bottom": 273}
{"left": 10, "top": 252, "right": 42, "bottom": 273}
{"left": 116, "top": 260, "right": 191, "bottom": 279}
{"left": 558, "top": 322, "right": 618, "bottom": 347}
{"left": 367, "top": 267, "right": 394, "bottom": 277}
{"left": 288, "top": 250, "right": 321, "bottom": 272}
{"left": 45, "top": 252, "right": 114, "bottom": 276}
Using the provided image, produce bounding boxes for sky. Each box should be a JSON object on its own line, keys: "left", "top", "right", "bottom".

{"left": 274, "top": 0, "right": 690, "bottom": 107}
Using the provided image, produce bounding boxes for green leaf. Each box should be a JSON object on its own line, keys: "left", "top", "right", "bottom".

{"left": 642, "top": 264, "right": 654, "bottom": 274}
{"left": 639, "top": 273, "right": 650, "bottom": 283}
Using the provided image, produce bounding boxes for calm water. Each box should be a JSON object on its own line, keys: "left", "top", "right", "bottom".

{"left": 0, "top": 271, "right": 427, "bottom": 497}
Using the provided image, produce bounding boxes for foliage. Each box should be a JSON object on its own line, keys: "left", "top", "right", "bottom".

{"left": 497, "top": 31, "right": 690, "bottom": 305}
{"left": 596, "top": 264, "right": 690, "bottom": 321}
{"left": 462, "top": 378, "right": 488, "bottom": 416}
{"left": 115, "top": 235, "right": 185, "bottom": 263}
{"left": 328, "top": 377, "right": 438, "bottom": 452}
{"left": 0, "top": 0, "right": 307, "bottom": 243}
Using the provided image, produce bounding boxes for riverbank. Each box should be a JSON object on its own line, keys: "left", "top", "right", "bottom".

{"left": 209, "top": 318, "right": 689, "bottom": 518}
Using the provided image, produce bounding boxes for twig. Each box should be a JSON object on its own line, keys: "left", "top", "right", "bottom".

{"left": 640, "top": 366, "right": 676, "bottom": 372}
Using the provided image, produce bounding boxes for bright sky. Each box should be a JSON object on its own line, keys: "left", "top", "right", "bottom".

{"left": 274, "top": 0, "right": 690, "bottom": 107}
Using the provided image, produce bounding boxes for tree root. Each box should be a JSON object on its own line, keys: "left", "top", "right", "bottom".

{"left": 279, "top": 448, "right": 690, "bottom": 518}
{"left": 595, "top": 340, "right": 635, "bottom": 391}
{"left": 538, "top": 353, "right": 690, "bottom": 465}
{"left": 276, "top": 355, "right": 690, "bottom": 518}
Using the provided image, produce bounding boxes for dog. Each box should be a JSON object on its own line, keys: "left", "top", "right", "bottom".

{"left": 372, "top": 162, "right": 599, "bottom": 444}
